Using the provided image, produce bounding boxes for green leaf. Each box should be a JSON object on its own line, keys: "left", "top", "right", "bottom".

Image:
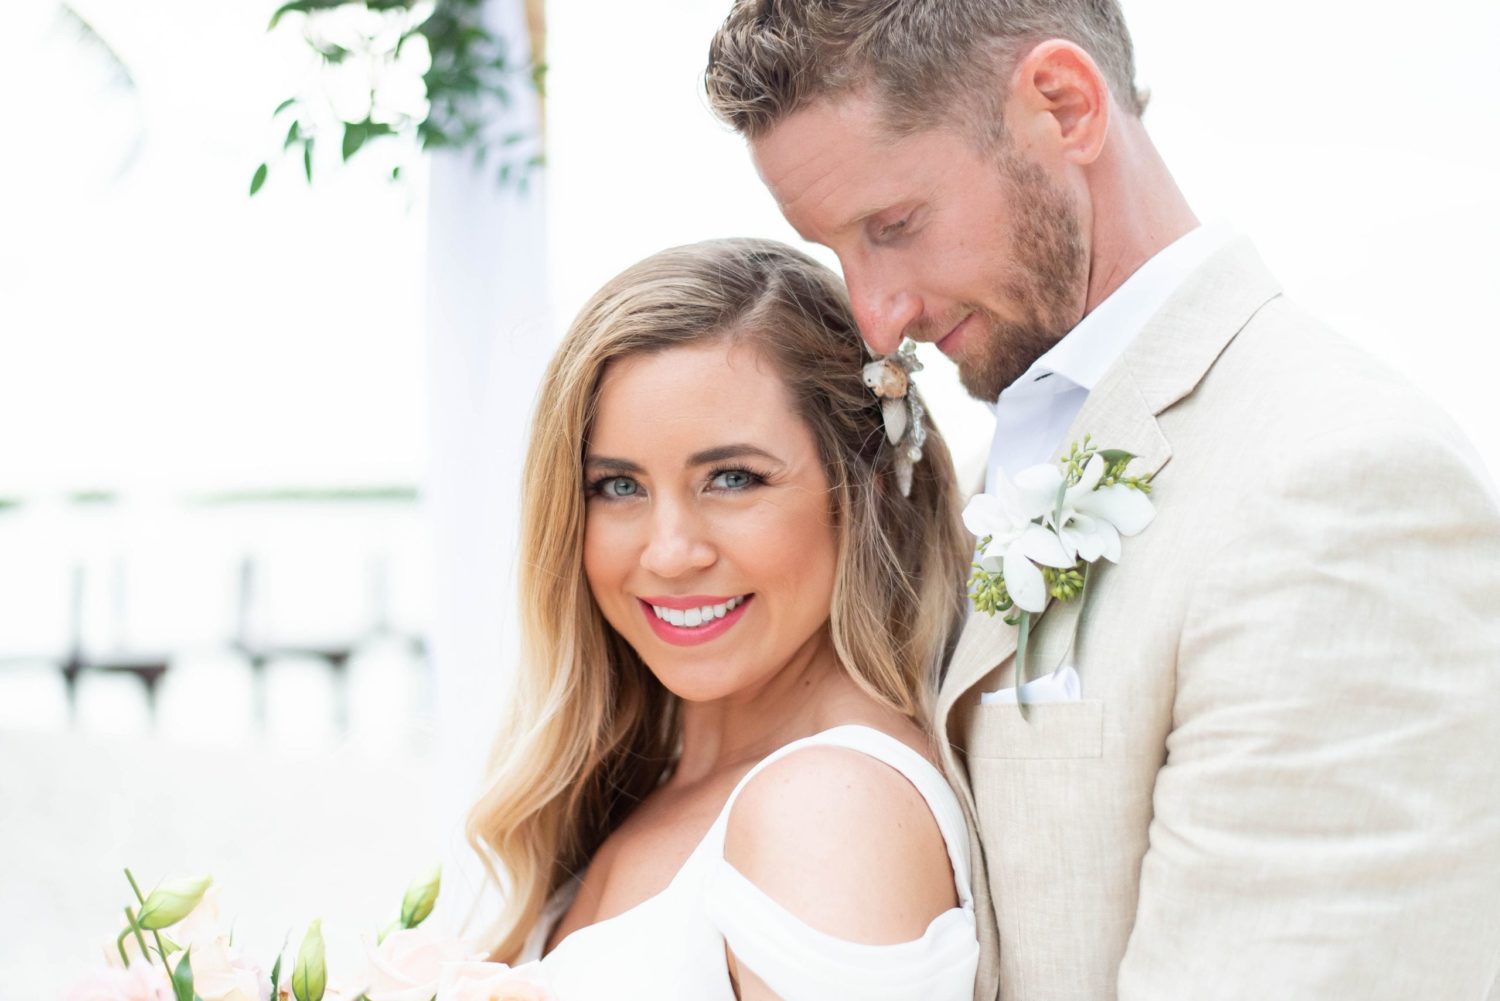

{"left": 303, "top": 140, "right": 314, "bottom": 182}
{"left": 283, "top": 120, "right": 301, "bottom": 150}
{"left": 273, "top": 97, "right": 298, "bottom": 116}
{"left": 270, "top": 952, "right": 283, "bottom": 999}
{"left": 267, "top": 2, "right": 303, "bottom": 30}
{"left": 1097, "top": 449, "right": 1135, "bottom": 466}
{"left": 249, "top": 163, "right": 268, "bottom": 196}
{"left": 341, "top": 121, "right": 367, "bottom": 161}
{"left": 171, "top": 949, "right": 194, "bottom": 1001}
{"left": 268, "top": 0, "right": 340, "bottom": 31}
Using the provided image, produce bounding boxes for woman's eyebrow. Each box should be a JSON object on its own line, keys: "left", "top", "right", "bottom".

{"left": 687, "top": 443, "right": 781, "bottom": 466}
{"left": 583, "top": 455, "right": 643, "bottom": 474}
{"left": 584, "top": 445, "right": 783, "bottom": 473}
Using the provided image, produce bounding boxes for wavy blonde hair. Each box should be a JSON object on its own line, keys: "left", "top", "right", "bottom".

{"left": 466, "top": 238, "right": 968, "bottom": 960}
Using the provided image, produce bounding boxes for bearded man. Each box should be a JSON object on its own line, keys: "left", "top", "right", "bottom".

{"left": 705, "top": 3, "right": 1500, "bottom": 998}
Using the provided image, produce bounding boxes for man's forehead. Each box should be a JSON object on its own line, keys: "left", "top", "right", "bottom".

{"left": 750, "top": 95, "right": 909, "bottom": 238}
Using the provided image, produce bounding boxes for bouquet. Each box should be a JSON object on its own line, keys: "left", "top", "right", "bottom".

{"left": 63, "top": 867, "right": 551, "bottom": 1001}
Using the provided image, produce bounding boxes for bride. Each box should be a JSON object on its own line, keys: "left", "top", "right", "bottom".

{"left": 464, "top": 238, "right": 978, "bottom": 1000}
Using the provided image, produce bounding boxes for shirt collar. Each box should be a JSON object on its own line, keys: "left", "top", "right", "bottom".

{"left": 994, "top": 221, "right": 1236, "bottom": 404}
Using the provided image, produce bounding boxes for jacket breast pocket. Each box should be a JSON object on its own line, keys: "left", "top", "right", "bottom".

{"left": 965, "top": 699, "right": 1104, "bottom": 760}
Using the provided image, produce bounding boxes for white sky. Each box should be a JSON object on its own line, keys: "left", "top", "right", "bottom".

{"left": 0, "top": 0, "right": 428, "bottom": 496}
{"left": 545, "top": 0, "right": 1500, "bottom": 475}
{"left": 1, "top": 0, "right": 1497, "bottom": 493}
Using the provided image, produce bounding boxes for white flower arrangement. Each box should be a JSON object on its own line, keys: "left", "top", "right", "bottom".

{"left": 963, "top": 437, "right": 1156, "bottom": 712}
{"left": 66, "top": 866, "right": 552, "bottom": 1001}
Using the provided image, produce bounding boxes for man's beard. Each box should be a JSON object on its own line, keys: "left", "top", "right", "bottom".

{"left": 953, "top": 152, "right": 1088, "bottom": 402}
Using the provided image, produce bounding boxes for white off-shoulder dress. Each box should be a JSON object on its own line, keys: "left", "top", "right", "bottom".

{"left": 517, "top": 724, "right": 979, "bottom": 1001}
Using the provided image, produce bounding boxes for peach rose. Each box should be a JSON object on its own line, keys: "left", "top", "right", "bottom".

{"left": 273, "top": 972, "right": 357, "bottom": 1001}
{"left": 362, "top": 927, "right": 483, "bottom": 1001}
{"left": 436, "top": 961, "right": 552, "bottom": 1001}
{"left": 63, "top": 964, "right": 174, "bottom": 1001}
{"left": 170, "top": 886, "right": 227, "bottom": 950}
{"left": 190, "top": 936, "right": 271, "bottom": 1001}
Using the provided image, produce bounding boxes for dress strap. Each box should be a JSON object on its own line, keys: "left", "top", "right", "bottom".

{"left": 707, "top": 724, "right": 973, "bottom": 909}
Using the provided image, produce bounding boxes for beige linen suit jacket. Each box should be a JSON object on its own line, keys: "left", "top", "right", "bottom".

{"left": 937, "top": 237, "right": 1500, "bottom": 1001}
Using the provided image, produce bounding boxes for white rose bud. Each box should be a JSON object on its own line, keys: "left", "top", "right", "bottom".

{"left": 399, "top": 865, "right": 442, "bottom": 929}
{"left": 137, "top": 875, "right": 213, "bottom": 931}
{"left": 292, "top": 920, "right": 327, "bottom": 1001}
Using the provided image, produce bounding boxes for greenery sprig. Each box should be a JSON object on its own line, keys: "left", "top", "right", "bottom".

{"left": 252, "top": 0, "right": 544, "bottom": 196}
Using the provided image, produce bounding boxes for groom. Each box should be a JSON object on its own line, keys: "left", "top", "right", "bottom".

{"left": 706, "top": 2, "right": 1500, "bottom": 999}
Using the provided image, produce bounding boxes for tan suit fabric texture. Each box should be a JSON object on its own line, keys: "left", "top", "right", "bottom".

{"left": 937, "top": 237, "right": 1500, "bottom": 1001}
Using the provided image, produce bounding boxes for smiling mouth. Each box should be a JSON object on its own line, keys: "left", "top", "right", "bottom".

{"left": 637, "top": 594, "right": 754, "bottom": 647}
{"left": 936, "top": 313, "right": 973, "bottom": 354}
{"left": 647, "top": 594, "right": 748, "bottom": 628}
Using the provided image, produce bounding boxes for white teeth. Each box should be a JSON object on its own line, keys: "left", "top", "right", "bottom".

{"left": 650, "top": 595, "right": 748, "bottom": 628}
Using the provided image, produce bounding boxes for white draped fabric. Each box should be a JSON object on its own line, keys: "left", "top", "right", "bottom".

{"left": 423, "top": 0, "right": 552, "bottom": 932}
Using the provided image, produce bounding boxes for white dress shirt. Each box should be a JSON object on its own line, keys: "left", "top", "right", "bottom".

{"left": 984, "top": 222, "right": 1234, "bottom": 494}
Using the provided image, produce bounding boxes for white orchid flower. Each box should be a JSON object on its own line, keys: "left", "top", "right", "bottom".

{"left": 1049, "top": 455, "right": 1157, "bottom": 564}
{"left": 962, "top": 465, "right": 1074, "bottom": 614}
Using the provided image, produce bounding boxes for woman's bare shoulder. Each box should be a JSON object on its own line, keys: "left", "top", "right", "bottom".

{"left": 722, "top": 735, "right": 958, "bottom": 945}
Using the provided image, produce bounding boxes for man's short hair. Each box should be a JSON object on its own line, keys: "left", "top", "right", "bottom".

{"left": 705, "top": 0, "right": 1147, "bottom": 141}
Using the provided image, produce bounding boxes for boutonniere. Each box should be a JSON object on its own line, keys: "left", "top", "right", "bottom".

{"left": 963, "top": 436, "right": 1156, "bottom": 714}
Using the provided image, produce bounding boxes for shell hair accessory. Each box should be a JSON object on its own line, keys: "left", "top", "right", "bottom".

{"left": 861, "top": 339, "right": 927, "bottom": 497}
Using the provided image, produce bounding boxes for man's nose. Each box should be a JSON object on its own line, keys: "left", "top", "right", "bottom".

{"left": 846, "top": 270, "right": 922, "bottom": 356}
{"left": 638, "top": 501, "right": 716, "bottom": 579}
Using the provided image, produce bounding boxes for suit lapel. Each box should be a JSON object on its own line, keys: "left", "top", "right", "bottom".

{"left": 937, "top": 236, "right": 1283, "bottom": 741}
{"left": 937, "top": 374, "right": 1170, "bottom": 722}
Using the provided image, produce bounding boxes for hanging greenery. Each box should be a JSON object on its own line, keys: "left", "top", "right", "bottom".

{"left": 251, "top": 0, "right": 544, "bottom": 196}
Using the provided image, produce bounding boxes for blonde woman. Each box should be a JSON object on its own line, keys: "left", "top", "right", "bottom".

{"left": 467, "top": 238, "right": 978, "bottom": 1000}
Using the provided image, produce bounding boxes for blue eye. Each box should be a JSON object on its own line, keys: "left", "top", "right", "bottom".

{"left": 592, "top": 476, "right": 640, "bottom": 499}
{"left": 710, "top": 468, "right": 761, "bottom": 491}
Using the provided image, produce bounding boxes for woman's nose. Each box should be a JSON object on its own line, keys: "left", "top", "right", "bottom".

{"left": 638, "top": 502, "right": 716, "bottom": 579}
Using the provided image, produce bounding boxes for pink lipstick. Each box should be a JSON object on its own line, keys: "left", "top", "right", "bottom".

{"left": 638, "top": 594, "right": 754, "bottom": 647}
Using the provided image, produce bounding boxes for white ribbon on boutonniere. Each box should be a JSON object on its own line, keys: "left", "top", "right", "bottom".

{"left": 962, "top": 435, "right": 1156, "bottom": 717}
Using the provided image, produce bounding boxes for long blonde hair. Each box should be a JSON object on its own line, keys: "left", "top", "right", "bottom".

{"left": 466, "top": 238, "right": 968, "bottom": 960}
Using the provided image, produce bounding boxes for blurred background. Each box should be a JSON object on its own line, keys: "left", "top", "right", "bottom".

{"left": 1, "top": 0, "right": 1497, "bottom": 995}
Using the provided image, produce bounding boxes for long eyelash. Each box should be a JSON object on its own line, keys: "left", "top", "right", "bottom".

{"left": 585, "top": 475, "right": 629, "bottom": 497}
{"left": 707, "top": 465, "right": 772, "bottom": 488}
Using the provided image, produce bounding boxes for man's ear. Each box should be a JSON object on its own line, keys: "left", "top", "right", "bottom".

{"left": 1008, "top": 40, "right": 1111, "bottom": 166}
